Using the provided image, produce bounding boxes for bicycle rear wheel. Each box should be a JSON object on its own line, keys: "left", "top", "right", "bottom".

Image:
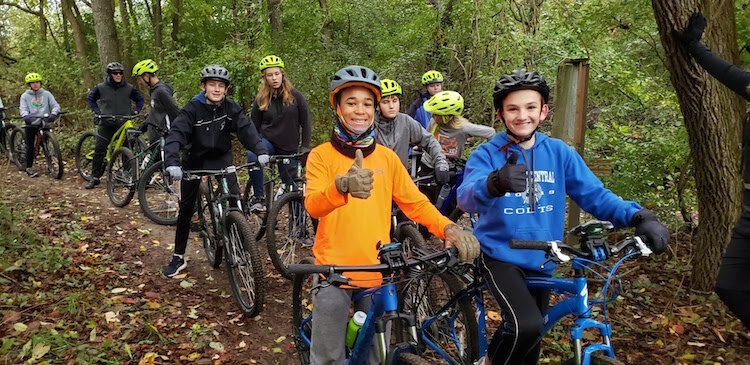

{"left": 106, "top": 147, "right": 137, "bottom": 207}
{"left": 42, "top": 131, "right": 63, "bottom": 179}
{"left": 75, "top": 131, "right": 97, "bottom": 181}
{"left": 266, "top": 190, "right": 316, "bottom": 280}
{"left": 291, "top": 257, "right": 315, "bottom": 365}
{"left": 224, "top": 211, "right": 265, "bottom": 317}
{"left": 9, "top": 126, "right": 26, "bottom": 171}
{"left": 242, "top": 178, "right": 268, "bottom": 241}
{"left": 138, "top": 160, "right": 179, "bottom": 225}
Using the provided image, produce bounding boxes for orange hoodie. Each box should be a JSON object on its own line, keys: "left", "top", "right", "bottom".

{"left": 305, "top": 143, "right": 452, "bottom": 286}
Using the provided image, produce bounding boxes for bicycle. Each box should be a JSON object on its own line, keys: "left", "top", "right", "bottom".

{"left": 190, "top": 165, "right": 265, "bottom": 317}
{"left": 136, "top": 123, "right": 179, "bottom": 225}
{"left": 406, "top": 220, "right": 654, "bottom": 365}
{"left": 74, "top": 114, "right": 145, "bottom": 182}
{"left": 9, "top": 113, "right": 64, "bottom": 179}
{"left": 0, "top": 109, "right": 22, "bottom": 164}
{"left": 289, "top": 242, "right": 462, "bottom": 365}
{"left": 263, "top": 152, "right": 319, "bottom": 280}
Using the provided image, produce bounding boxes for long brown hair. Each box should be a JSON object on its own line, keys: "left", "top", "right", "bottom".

{"left": 256, "top": 69, "right": 296, "bottom": 111}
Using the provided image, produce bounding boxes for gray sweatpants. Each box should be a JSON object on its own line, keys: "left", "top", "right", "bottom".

{"left": 310, "top": 284, "right": 391, "bottom": 365}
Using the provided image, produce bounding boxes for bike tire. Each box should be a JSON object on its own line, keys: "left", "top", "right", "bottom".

{"left": 0, "top": 124, "right": 11, "bottom": 157}
{"left": 224, "top": 211, "right": 265, "bottom": 317}
{"left": 198, "top": 181, "right": 222, "bottom": 268}
{"left": 242, "top": 177, "right": 267, "bottom": 241}
{"left": 9, "top": 126, "right": 26, "bottom": 171}
{"left": 137, "top": 160, "right": 179, "bottom": 225}
{"left": 399, "top": 271, "right": 479, "bottom": 364}
{"left": 563, "top": 352, "right": 626, "bottom": 365}
{"left": 106, "top": 147, "right": 137, "bottom": 207}
{"left": 266, "top": 190, "right": 316, "bottom": 280}
{"left": 396, "top": 353, "right": 432, "bottom": 365}
{"left": 291, "top": 257, "right": 315, "bottom": 365}
{"left": 75, "top": 131, "right": 97, "bottom": 181}
{"left": 42, "top": 131, "right": 63, "bottom": 179}
{"left": 397, "top": 223, "right": 426, "bottom": 257}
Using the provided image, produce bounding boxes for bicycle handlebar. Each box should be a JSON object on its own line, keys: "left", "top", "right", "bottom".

{"left": 183, "top": 166, "right": 238, "bottom": 180}
{"left": 287, "top": 247, "right": 459, "bottom": 276}
{"left": 268, "top": 152, "right": 309, "bottom": 164}
{"left": 509, "top": 236, "right": 652, "bottom": 263}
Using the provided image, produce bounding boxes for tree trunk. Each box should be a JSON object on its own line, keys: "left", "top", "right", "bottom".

{"left": 62, "top": 0, "right": 94, "bottom": 86}
{"left": 152, "top": 0, "right": 163, "bottom": 50}
{"left": 127, "top": 0, "right": 139, "bottom": 29}
{"left": 171, "top": 0, "right": 182, "bottom": 45}
{"left": 318, "top": 0, "right": 331, "bottom": 49}
{"left": 651, "top": 0, "right": 746, "bottom": 290}
{"left": 267, "top": 0, "right": 283, "bottom": 37}
{"left": 39, "top": 0, "right": 47, "bottom": 40}
{"left": 118, "top": 0, "right": 134, "bottom": 78}
{"left": 91, "top": 0, "right": 122, "bottom": 75}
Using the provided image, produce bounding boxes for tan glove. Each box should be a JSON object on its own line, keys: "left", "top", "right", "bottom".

{"left": 334, "top": 149, "right": 374, "bottom": 199}
{"left": 444, "top": 224, "right": 480, "bottom": 263}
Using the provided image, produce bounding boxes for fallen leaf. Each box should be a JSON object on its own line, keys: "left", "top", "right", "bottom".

{"left": 13, "top": 322, "right": 27, "bottom": 332}
{"left": 180, "top": 280, "right": 194, "bottom": 288}
{"left": 237, "top": 341, "right": 246, "bottom": 349}
{"left": 104, "top": 311, "right": 120, "bottom": 323}
{"left": 111, "top": 287, "right": 127, "bottom": 294}
{"left": 29, "top": 342, "right": 50, "bottom": 361}
{"left": 138, "top": 352, "right": 156, "bottom": 365}
{"left": 487, "top": 310, "right": 501, "bottom": 321}
{"left": 275, "top": 335, "right": 286, "bottom": 343}
{"left": 687, "top": 341, "right": 706, "bottom": 347}
{"left": 272, "top": 347, "right": 282, "bottom": 353}
{"left": 209, "top": 341, "right": 225, "bottom": 352}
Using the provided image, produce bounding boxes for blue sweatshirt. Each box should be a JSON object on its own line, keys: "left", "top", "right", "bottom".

{"left": 457, "top": 132, "right": 641, "bottom": 274}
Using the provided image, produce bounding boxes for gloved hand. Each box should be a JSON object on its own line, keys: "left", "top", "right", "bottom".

{"left": 631, "top": 209, "right": 670, "bottom": 254}
{"left": 486, "top": 151, "right": 527, "bottom": 197}
{"left": 334, "top": 149, "right": 374, "bottom": 199}
{"left": 138, "top": 122, "right": 149, "bottom": 133}
{"left": 22, "top": 115, "right": 35, "bottom": 125}
{"left": 673, "top": 12, "right": 706, "bottom": 46}
{"left": 166, "top": 166, "right": 182, "bottom": 182}
{"left": 435, "top": 165, "right": 450, "bottom": 185}
{"left": 47, "top": 113, "right": 57, "bottom": 123}
{"left": 258, "top": 154, "right": 270, "bottom": 167}
{"left": 444, "top": 224, "right": 480, "bottom": 263}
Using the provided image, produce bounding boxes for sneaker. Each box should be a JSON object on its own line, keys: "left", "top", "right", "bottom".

{"left": 248, "top": 197, "right": 266, "bottom": 213}
{"left": 25, "top": 167, "right": 39, "bottom": 178}
{"left": 163, "top": 255, "right": 186, "bottom": 278}
{"left": 473, "top": 356, "right": 487, "bottom": 365}
{"left": 85, "top": 177, "right": 100, "bottom": 189}
{"left": 301, "top": 237, "right": 315, "bottom": 248}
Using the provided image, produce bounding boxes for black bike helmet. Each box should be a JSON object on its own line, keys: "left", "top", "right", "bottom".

{"left": 200, "top": 64, "right": 231, "bottom": 85}
{"left": 492, "top": 69, "right": 550, "bottom": 110}
{"left": 106, "top": 62, "right": 125, "bottom": 74}
{"left": 329, "top": 65, "right": 381, "bottom": 108}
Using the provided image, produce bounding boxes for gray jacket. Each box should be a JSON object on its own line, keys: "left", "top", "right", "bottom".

{"left": 19, "top": 88, "right": 61, "bottom": 119}
{"left": 374, "top": 112, "right": 449, "bottom": 172}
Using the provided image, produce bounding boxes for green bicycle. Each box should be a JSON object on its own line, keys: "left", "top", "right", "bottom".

{"left": 75, "top": 114, "right": 145, "bottom": 182}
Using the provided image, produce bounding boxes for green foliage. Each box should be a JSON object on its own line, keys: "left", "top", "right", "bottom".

{"left": 0, "top": 203, "right": 69, "bottom": 275}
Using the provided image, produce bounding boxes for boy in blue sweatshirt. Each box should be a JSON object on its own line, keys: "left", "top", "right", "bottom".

{"left": 457, "top": 69, "right": 670, "bottom": 365}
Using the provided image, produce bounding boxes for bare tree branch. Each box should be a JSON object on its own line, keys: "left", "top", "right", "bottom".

{"left": 0, "top": 0, "right": 42, "bottom": 15}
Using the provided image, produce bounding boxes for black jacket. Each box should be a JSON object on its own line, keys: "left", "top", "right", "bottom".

{"left": 147, "top": 81, "right": 181, "bottom": 131}
{"left": 251, "top": 88, "right": 311, "bottom": 152}
{"left": 164, "top": 92, "right": 268, "bottom": 170}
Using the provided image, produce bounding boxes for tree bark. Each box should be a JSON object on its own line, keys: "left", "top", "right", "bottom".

{"left": 318, "top": 0, "right": 331, "bottom": 49}
{"left": 171, "top": 0, "right": 182, "bottom": 45}
{"left": 39, "top": 0, "right": 47, "bottom": 40}
{"left": 651, "top": 0, "right": 746, "bottom": 290}
{"left": 91, "top": 0, "right": 122, "bottom": 75}
{"left": 152, "top": 0, "right": 163, "bottom": 50}
{"left": 267, "top": 0, "right": 283, "bottom": 36}
{"left": 118, "top": 0, "right": 134, "bottom": 78}
{"left": 62, "top": 0, "right": 94, "bottom": 86}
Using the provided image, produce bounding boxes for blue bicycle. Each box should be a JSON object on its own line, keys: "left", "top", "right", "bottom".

{"left": 409, "top": 220, "right": 653, "bottom": 365}
{"left": 289, "top": 243, "right": 465, "bottom": 365}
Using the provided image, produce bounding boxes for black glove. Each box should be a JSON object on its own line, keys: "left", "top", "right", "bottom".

{"left": 138, "top": 122, "right": 149, "bottom": 133}
{"left": 673, "top": 12, "right": 706, "bottom": 47}
{"left": 486, "top": 151, "right": 527, "bottom": 197}
{"left": 299, "top": 146, "right": 311, "bottom": 166}
{"left": 435, "top": 166, "right": 450, "bottom": 185}
{"left": 631, "top": 209, "right": 670, "bottom": 254}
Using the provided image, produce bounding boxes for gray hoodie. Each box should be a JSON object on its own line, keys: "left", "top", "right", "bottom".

{"left": 374, "top": 112, "right": 449, "bottom": 172}
{"left": 19, "top": 88, "right": 61, "bottom": 119}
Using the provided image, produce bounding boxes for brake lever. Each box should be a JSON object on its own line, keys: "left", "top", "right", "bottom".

{"left": 633, "top": 236, "right": 652, "bottom": 257}
{"left": 550, "top": 241, "right": 571, "bottom": 263}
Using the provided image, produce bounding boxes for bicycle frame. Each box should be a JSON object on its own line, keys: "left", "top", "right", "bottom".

{"left": 83, "top": 119, "right": 136, "bottom": 163}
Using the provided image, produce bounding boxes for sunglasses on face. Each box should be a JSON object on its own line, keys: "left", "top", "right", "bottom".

{"left": 111, "top": 72, "right": 123, "bottom": 75}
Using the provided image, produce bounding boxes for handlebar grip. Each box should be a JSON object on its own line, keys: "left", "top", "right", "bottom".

{"left": 287, "top": 264, "right": 330, "bottom": 275}
{"left": 509, "top": 240, "right": 550, "bottom": 250}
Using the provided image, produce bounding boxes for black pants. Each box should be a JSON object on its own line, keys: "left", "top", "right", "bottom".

{"left": 478, "top": 254, "right": 550, "bottom": 365}
{"left": 174, "top": 174, "right": 241, "bottom": 256}
{"left": 24, "top": 126, "right": 39, "bottom": 168}
{"left": 91, "top": 124, "right": 120, "bottom": 179}
{"left": 715, "top": 214, "right": 750, "bottom": 328}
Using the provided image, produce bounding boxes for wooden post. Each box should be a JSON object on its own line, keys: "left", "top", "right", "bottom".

{"left": 551, "top": 58, "right": 589, "bottom": 233}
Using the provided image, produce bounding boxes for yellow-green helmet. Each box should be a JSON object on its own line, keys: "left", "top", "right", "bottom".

{"left": 421, "top": 70, "right": 444, "bottom": 86}
{"left": 259, "top": 55, "right": 285, "bottom": 72}
{"left": 380, "top": 79, "right": 402, "bottom": 98}
{"left": 132, "top": 59, "right": 159, "bottom": 76}
{"left": 423, "top": 90, "right": 464, "bottom": 116}
{"left": 25, "top": 73, "right": 42, "bottom": 84}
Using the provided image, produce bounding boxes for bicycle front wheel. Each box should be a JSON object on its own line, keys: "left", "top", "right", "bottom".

{"left": 291, "top": 257, "right": 315, "bottom": 365}
{"left": 9, "top": 126, "right": 26, "bottom": 171}
{"left": 138, "top": 160, "right": 179, "bottom": 225}
{"left": 42, "top": 131, "right": 63, "bottom": 179}
{"left": 224, "top": 211, "right": 265, "bottom": 317}
{"left": 75, "top": 131, "right": 97, "bottom": 181}
{"left": 397, "top": 353, "right": 432, "bottom": 365}
{"left": 563, "top": 353, "right": 626, "bottom": 365}
{"left": 106, "top": 147, "right": 137, "bottom": 207}
{"left": 266, "top": 190, "right": 316, "bottom": 280}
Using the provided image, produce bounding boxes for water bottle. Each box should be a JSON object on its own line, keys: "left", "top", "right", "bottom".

{"left": 140, "top": 153, "right": 151, "bottom": 170}
{"left": 345, "top": 311, "right": 367, "bottom": 349}
{"left": 435, "top": 184, "right": 451, "bottom": 212}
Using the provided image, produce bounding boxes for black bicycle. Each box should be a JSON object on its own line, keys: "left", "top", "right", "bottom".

{"left": 9, "top": 113, "right": 64, "bottom": 179}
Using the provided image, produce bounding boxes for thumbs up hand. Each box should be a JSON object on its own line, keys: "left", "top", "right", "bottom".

{"left": 486, "top": 151, "right": 528, "bottom": 197}
{"left": 335, "top": 149, "right": 375, "bottom": 199}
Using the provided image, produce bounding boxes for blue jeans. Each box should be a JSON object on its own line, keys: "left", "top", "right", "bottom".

{"left": 246, "top": 138, "right": 298, "bottom": 200}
